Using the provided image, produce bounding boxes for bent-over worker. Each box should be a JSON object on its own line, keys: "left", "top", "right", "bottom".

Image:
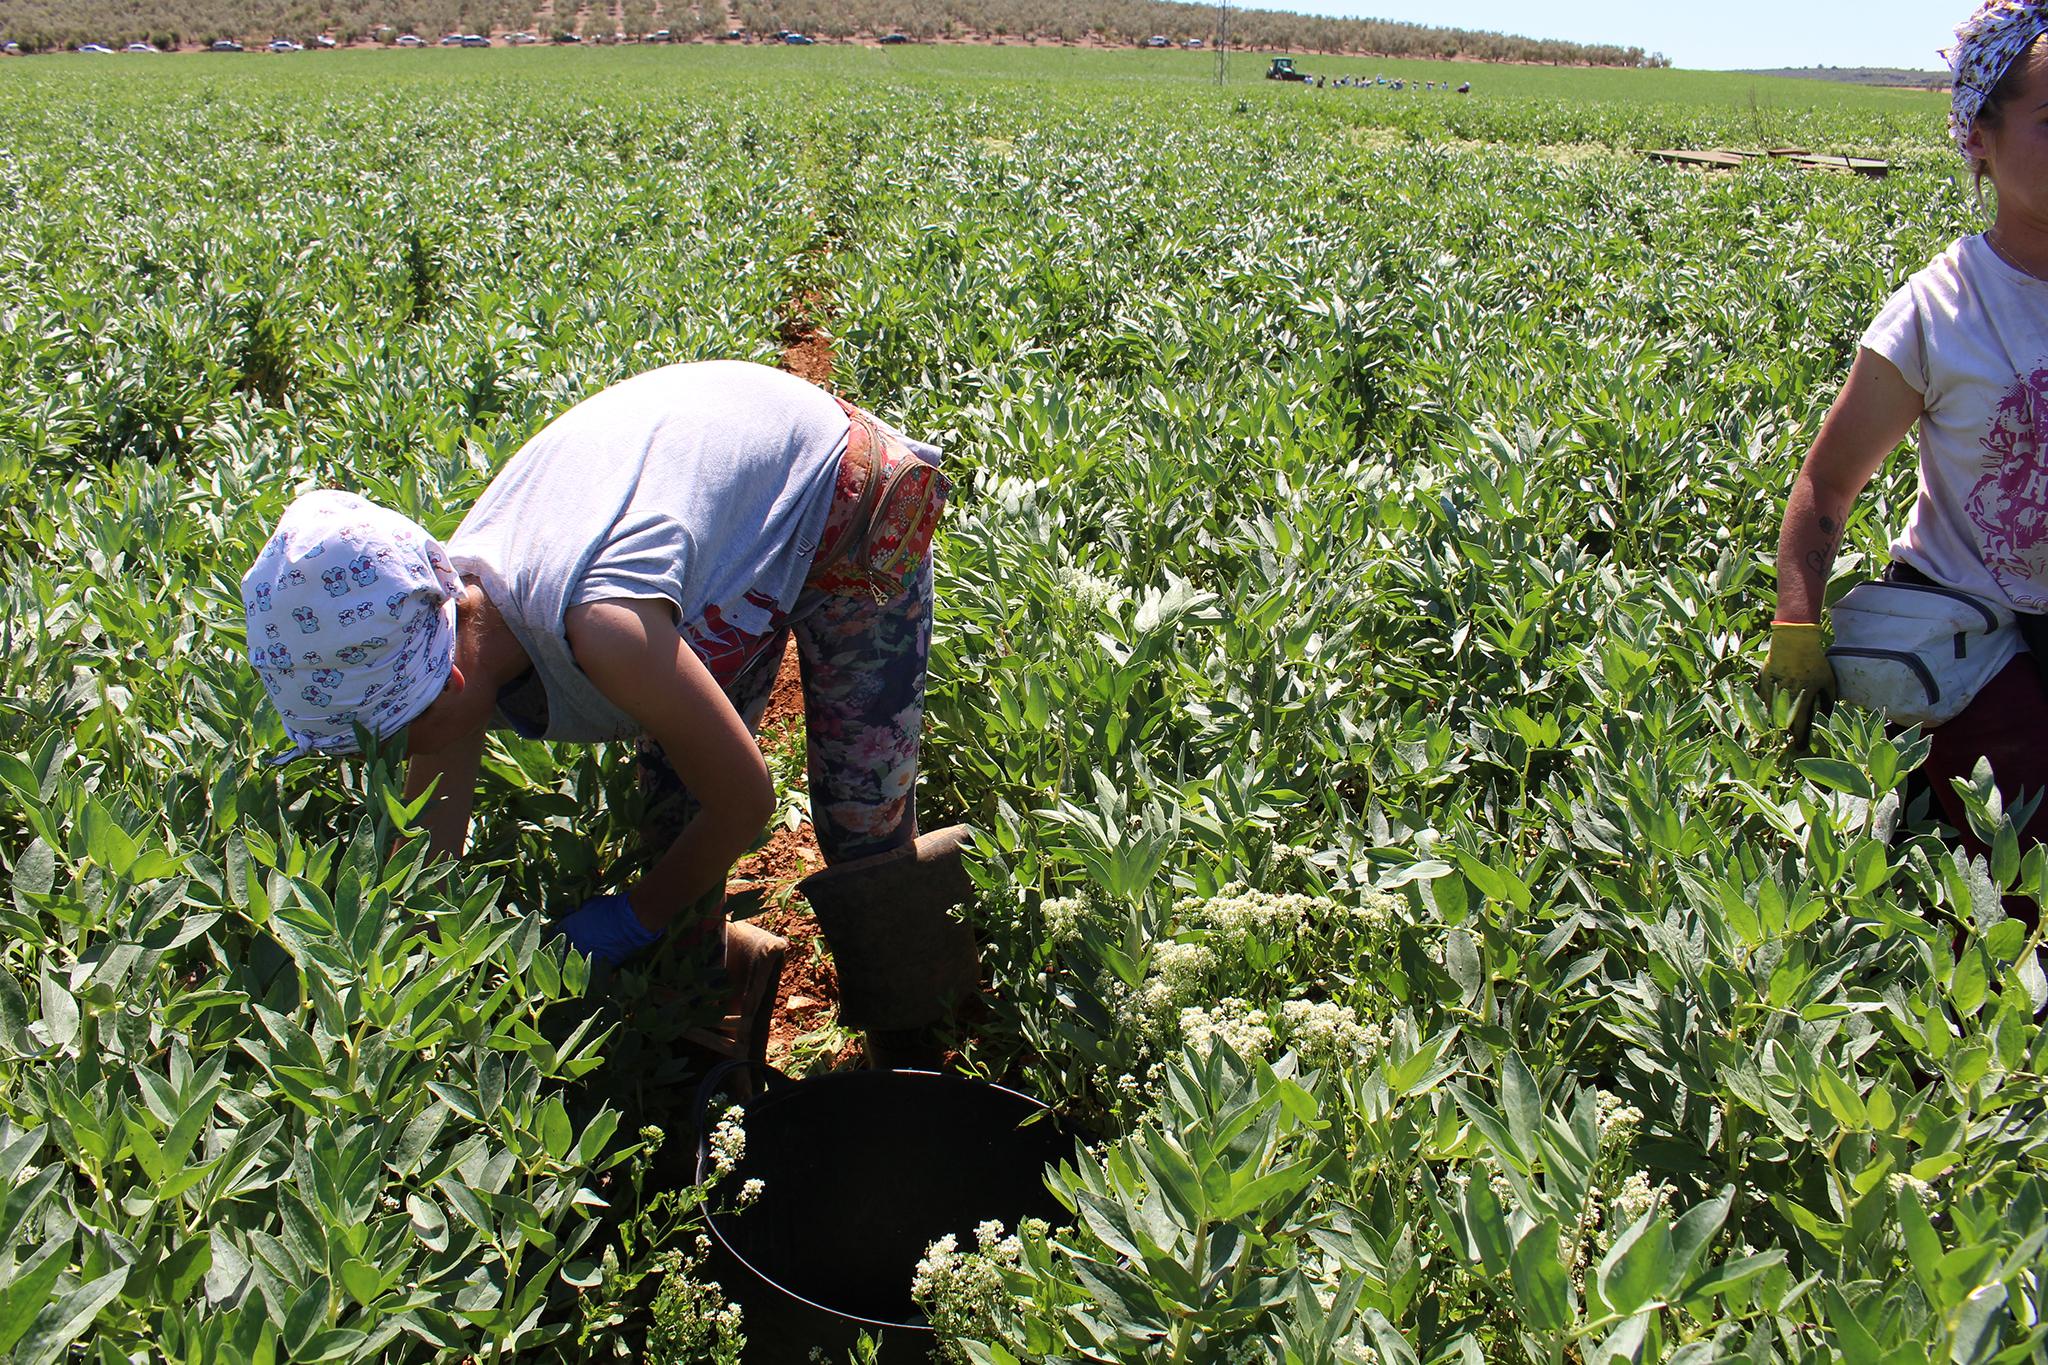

{"left": 241, "top": 361, "right": 979, "bottom": 1066}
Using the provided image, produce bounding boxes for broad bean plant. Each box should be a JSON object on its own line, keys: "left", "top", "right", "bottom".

{"left": 1, "top": 48, "right": 2036, "bottom": 1364}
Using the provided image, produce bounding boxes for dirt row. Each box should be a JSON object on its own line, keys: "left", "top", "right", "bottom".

{"left": 732, "top": 297, "right": 846, "bottom": 1068}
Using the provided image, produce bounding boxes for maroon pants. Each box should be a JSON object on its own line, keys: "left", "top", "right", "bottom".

{"left": 1924, "top": 653, "right": 2048, "bottom": 922}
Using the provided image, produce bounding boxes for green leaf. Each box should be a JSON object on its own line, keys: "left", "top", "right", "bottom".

{"left": 79, "top": 800, "right": 137, "bottom": 878}
{"left": 1500, "top": 1052, "right": 1540, "bottom": 1155}
{"left": 37, "top": 974, "right": 78, "bottom": 1051}
{"left": 390, "top": 1103, "right": 449, "bottom": 1179}
{"left": 1587, "top": 1311, "right": 1650, "bottom": 1365}
{"left": 1463, "top": 1178, "right": 1511, "bottom": 1277}
{"left": 157, "top": 1235, "right": 213, "bottom": 1304}
{"left": 1596, "top": 1209, "right": 1672, "bottom": 1317}
{"left": 539, "top": 1096, "right": 573, "bottom": 1163}
{"left": 281, "top": 1277, "right": 331, "bottom": 1356}
{"left": 1822, "top": 1283, "right": 1883, "bottom": 1365}
{"left": 340, "top": 1259, "right": 386, "bottom": 1309}
{"left": 1681, "top": 1249, "right": 1785, "bottom": 1303}
{"left": 1668, "top": 1188, "right": 1730, "bottom": 1287}
{"left": 1951, "top": 947, "right": 1988, "bottom": 1016}
{"left": 0, "top": 1238, "right": 71, "bottom": 1354}
{"left": 0, "top": 969, "right": 31, "bottom": 1055}
{"left": 204, "top": 1231, "right": 250, "bottom": 1305}
{"left": 1510, "top": 1219, "right": 1571, "bottom": 1331}
{"left": 408, "top": 1194, "right": 450, "bottom": 1252}
{"left": 14, "top": 1265, "right": 128, "bottom": 1365}
{"left": 10, "top": 839, "right": 55, "bottom": 906}
{"left": 0, "top": 753, "right": 41, "bottom": 805}
{"left": 576, "top": 1109, "right": 619, "bottom": 1168}
{"left": 1796, "top": 758, "right": 1874, "bottom": 800}
{"left": 1950, "top": 1283, "right": 2007, "bottom": 1365}
{"left": 1446, "top": 929, "right": 1482, "bottom": 1003}
{"left": 1895, "top": 1184, "right": 1943, "bottom": 1286}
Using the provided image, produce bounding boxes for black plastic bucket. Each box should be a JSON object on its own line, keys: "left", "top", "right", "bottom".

{"left": 694, "top": 1063, "right": 1073, "bottom": 1364}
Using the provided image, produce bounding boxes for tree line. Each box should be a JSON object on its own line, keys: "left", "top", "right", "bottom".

{"left": 2, "top": 0, "right": 1668, "bottom": 64}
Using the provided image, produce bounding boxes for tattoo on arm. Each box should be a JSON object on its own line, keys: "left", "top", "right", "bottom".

{"left": 1804, "top": 513, "right": 1842, "bottom": 579}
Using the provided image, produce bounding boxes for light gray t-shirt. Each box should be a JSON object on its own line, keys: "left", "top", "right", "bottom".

{"left": 448, "top": 361, "right": 852, "bottom": 742}
{"left": 1862, "top": 235, "right": 2048, "bottom": 614}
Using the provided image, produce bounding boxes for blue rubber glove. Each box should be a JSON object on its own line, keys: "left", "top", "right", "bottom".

{"left": 554, "top": 893, "right": 663, "bottom": 970}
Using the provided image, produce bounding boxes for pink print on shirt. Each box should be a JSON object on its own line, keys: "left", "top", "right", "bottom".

{"left": 1964, "top": 366, "right": 2048, "bottom": 611}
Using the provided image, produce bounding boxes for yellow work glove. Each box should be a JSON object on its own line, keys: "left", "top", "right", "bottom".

{"left": 1758, "top": 621, "right": 1836, "bottom": 748}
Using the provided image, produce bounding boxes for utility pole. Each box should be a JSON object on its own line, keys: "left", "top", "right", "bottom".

{"left": 1214, "top": 0, "right": 1227, "bottom": 84}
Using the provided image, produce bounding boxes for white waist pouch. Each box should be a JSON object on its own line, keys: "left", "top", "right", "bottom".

{"left": 1826, "top": 579, "right": 2022, "bottom": 727}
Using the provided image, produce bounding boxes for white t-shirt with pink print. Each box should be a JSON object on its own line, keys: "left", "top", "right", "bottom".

{"left": 1863, "top": 234, "right": 2048, "bottom": 615}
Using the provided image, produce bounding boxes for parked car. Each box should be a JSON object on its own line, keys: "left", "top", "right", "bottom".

{"left": 1182, "top": 37, "right": 1202, "bottom": 47}
{"left": 782, "top": 32, "right": 814, "bottom": 43}
{"left": 879, "top": 31, "right": 909, "bottom": 43}
{"left": 640, "top": 28, "right": 670, "bottom": 41}
{"left": 395, "top": 32, "right": 424, "bottom": 45}
{"left": 209, "top": 38, "right": 244, "bottom": 50}
{"left": 724, "top": 28, "right": 745, "bottom": 39}
{"left": 438, "top": 33, "right": 463, "bottom": 45}
{"left": 1143, "top": 34, "right": 1170, "bottom": 47}
{"left": 313, "top": 34, "right": 336, "bottom": 47}
{"left": 505, "top": 30, "right": 537, "bottom": 43}
{"left": 76, "top": 43, "right": 114, "bottom": 53}
{"left": 124, "top": 41, "right": 159, "bottom": 52}
{"left": 267, "top": 38, "right": 302, "bottom": 51}
{"left": 551, "top": 30, "right": 580, "bottom": 42}
{"left": 1, "top": 40, "right": 21, "bottom": 54}
{"left": 460, "top": 33, "right": 491, "bottom": 45}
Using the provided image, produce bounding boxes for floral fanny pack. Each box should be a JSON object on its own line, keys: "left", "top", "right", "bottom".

{"left": 807, "top": 399, "right": 949, "bottom": 602}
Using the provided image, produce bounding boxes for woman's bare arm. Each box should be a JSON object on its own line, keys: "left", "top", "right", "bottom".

{"left": 566, "top": 598, "right": 775, "bottom": 931}
{"left": 1774, "top": 348, "right": 1926, "bottom": 623}
{"left": 403, "top": 727, "right": 487, "bottom": 860}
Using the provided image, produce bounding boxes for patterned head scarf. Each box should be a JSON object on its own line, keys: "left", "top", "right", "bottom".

{"left": 242, "top": 490, "right": 461, "bottom": 763}
{"left": 1946, "top": 0, "right": 2048, "bottom": 158}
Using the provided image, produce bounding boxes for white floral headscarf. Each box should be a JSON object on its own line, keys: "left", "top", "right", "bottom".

{"left": 1946, "top": 0, "right": 2048, "bottom": 158}
{"left": 242, "top": 490, "right": 460, "bottom": 763}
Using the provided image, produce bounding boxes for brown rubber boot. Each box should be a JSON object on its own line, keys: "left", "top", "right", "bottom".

{"left": 796, "top": 825, "right": 981, "bottom": 1069}
{"left": 680, "top": 920, "right": 788, "bottom": 1070}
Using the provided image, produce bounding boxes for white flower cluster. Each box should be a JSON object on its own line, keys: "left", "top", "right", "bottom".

{"left": 1886, "top": 1172, "right": 1935, "bottom": 1200}
{"left": 1041, "top": 894, "right": 1090, "bottom": 946}
{"left": 1054, "top": 564, "right": 1130, "bottom": 616}
{"left": 912, "top": 1221, "right": 1028, "bottom": 1362}
{"left": 1129, "top": 940, "right": 1218, "bottom": 1040}
{"left": 1177, "top": 885, "right": 1321, "bottom": 940}
{"left": 709, "top": 1106, "right": 747, "bottom": 1176}
{"left": 1595, "top": 1089, "right": 1642, "bottom": 1148}
{"left": 1274, "top": 999, "right": 1385, "bottom": 1065}
{"left": 1608, "top": 1171, "right": 1658, "bottom": 1228}
{"left": 1179, "top": 998, "right": 1275, "bottom": 1059}
{"left": 1351, "top": 890, "right": 1401, "bottom": 934}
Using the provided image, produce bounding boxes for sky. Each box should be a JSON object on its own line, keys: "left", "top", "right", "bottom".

{"left": 1258, "top": 1, "right": 1956, "bottom": 72}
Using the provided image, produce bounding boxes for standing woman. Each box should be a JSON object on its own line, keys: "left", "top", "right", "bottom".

{"left": 242, "top": 360, "right": 972, "bottom": 1064}
{"left": 1763, "top": 0, "right": 2048, "bottom": 867}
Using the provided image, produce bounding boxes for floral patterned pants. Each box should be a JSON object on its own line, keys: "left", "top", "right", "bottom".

{"left": 638, "top": 405, "right": 941, "bottom": 884}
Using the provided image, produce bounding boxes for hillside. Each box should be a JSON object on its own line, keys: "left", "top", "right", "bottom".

{"left": 1740, "top": 66, "right": 1949, "bottom": 90}
{"left": 0, "top": 0, "right": 1670, "bottom": 64}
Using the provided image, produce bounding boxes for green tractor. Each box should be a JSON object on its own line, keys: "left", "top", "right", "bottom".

{"left": 1266, "top": 56, "right": 1308, "bottom": 81}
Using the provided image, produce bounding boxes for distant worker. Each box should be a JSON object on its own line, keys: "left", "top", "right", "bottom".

{"left": 1458, "top": 80, "right": 1471, "bottom": 93}
{"left": 1762, "top": 0, "right": 2048, "bottom": 893}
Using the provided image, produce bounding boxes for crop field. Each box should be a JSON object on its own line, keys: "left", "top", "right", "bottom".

{"left": 3, "top": 43, "right": 2040, "bottom": 1365}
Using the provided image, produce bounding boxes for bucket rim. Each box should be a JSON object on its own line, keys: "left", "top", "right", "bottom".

{"left": 697, "top": 1065, "right": 1064, "bottom": 1336}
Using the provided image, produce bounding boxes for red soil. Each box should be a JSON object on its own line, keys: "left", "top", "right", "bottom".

{"left": 727, "top": 641, "right": 849, "bottom": 1067}
{"left": 746, "top": 263, "right": 851, "bottom": 1068}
